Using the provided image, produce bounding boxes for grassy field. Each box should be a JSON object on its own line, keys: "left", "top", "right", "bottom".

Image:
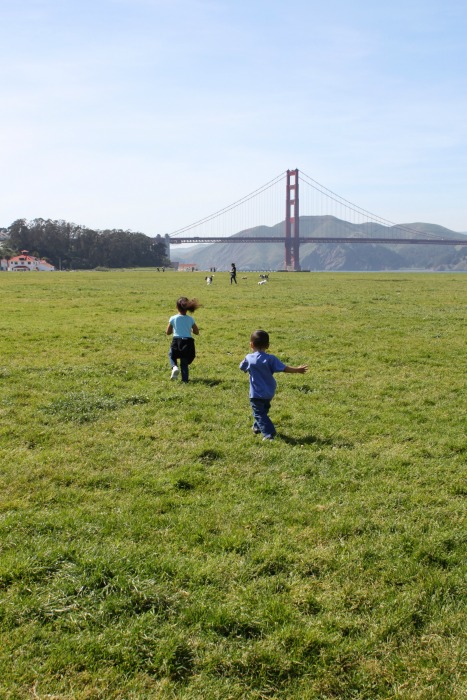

{"left": 0, "top": 270, "right": 465, "bottom": 700}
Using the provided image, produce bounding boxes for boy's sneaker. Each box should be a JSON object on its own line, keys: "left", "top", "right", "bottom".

{"left": 262, "top": 435, "right": 274, "bottom": 441}
{"left": 171, "top": 366, "right": 179, "bottom": 380}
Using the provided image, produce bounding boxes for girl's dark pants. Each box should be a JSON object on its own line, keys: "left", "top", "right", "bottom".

{"left": 169, "top": 337, "right": 195, "bottom": 382}
{"left": 250, "top": 398, "right": 276, "bottom": 438}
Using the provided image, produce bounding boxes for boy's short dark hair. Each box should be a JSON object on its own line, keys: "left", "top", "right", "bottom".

{"left": 251, "top": 329, "right": 269, "bottom": 350}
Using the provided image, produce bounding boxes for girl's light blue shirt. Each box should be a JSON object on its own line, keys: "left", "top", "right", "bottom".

{"left": 169, "top": 314, "right": 195, "bottom": 338}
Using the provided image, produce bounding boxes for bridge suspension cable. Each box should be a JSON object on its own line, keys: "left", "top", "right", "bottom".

{"left": 168, "top": 171, "right": 286, "bottom": 237}
{"left": 299, "top": 170, "right": 446, "bottom": 241}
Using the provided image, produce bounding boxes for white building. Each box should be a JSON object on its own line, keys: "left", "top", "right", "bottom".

{"left": 2, "top": 251, "right": 55, "bottom": 272}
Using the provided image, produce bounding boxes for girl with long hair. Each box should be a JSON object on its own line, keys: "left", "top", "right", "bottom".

{"left": 166, "top": 297, "right": 201, "bottom": 383}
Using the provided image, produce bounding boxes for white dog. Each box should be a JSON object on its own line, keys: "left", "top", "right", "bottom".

{"left": 258, "top": 279, "right": 267, "bottom": 285}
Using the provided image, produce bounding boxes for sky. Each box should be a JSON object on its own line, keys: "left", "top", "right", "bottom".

{"left": 1, "top": 0, "right": 467, "bottom": 235}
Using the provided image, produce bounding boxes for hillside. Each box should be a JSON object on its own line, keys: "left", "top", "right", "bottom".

{"left": 171, "top": 216, "right": 467, "bottom": 271}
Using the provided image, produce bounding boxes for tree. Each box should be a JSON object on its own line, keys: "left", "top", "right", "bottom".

{"left": 7, "top": 218, "right": 170, "bottom": 269}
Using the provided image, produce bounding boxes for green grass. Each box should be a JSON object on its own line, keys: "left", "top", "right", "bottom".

{"left": 0, "top": 270, "right": 465, "bottom": 699}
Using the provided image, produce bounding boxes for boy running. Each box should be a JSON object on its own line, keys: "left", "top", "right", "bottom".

{"left": 239, "top": 329, "right": 308, "bottom": 440}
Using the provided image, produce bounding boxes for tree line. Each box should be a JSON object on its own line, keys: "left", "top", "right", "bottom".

{"left": 1, "top": 218, "right": 170, "bottom": 269}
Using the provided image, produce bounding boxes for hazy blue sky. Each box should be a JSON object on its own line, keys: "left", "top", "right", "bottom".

{"left": 1, "top": 0, "right": 466, "bottom": 234}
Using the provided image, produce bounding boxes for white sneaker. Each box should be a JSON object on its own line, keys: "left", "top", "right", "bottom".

{"left": 171, "top": 366, "right": 179, "bottom": 379}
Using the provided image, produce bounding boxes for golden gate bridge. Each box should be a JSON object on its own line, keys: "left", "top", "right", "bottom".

{"left": 167, "top": 169, "right": 466, "bottom": 271}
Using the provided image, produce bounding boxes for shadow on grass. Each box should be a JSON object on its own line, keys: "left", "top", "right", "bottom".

{"left": 276, "top": 433, "right": 337, "bottom": 447}
{"left": 189, "top": 378, "right": 224, "bottom": 387}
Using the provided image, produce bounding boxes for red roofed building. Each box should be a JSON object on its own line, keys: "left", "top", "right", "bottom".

{"left": 5, "top": 251, "right": 55, "bottom": 272}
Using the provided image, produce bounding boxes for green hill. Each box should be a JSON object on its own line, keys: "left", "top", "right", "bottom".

{"left": 172, "top": 216, "right": 467, "bottom": 271}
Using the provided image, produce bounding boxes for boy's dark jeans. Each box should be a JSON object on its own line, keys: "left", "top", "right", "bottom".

{"left": 250, "top": 398, "right": 276, "bottom": 438}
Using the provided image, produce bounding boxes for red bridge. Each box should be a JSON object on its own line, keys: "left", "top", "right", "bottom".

{"left": 168, "top": 169, "right": 467, "bottom": 270}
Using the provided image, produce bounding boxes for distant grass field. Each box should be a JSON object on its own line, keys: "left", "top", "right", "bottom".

{"left": 0, "top": 270, "right": 465, "bottom": 700}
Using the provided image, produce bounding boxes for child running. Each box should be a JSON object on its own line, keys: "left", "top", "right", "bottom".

{"left": 240, "top": 329, "right": 308, "bottom": 440}
{"left": 166, "top": 297, "right": 201, "bottom": 383}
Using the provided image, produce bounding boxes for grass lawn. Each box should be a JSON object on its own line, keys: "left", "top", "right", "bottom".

{"left": 0, "top": 270, "right": 465, "bottom": 699}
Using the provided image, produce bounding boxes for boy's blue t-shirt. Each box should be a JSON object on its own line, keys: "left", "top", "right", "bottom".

{"left": 169, "top": 313, "right": 195, "bottom": 338}
{"left": 239, "top": 351, "right": 286, "bottom": 399}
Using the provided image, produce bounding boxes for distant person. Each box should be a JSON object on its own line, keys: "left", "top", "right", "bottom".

{"left": 166, "top": 297, "right": 201, "bottom": 383}
{"left": 239, "top": 329, "right": 308, "bottom": 440}
{"left": 230, "top": 263, "right": 237, "bottom": 284}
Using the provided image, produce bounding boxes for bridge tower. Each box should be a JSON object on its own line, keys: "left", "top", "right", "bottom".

{"left": 285, "top": 168, "right": 300, "bottom": 271}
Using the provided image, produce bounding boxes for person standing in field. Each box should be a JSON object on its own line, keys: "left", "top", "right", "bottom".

{"left": 230, "top": 263, "right": 237, "bottom": 284}
{"left": 166, "top": 297, "right": 201, "bottom": 383}
{"left": 240, "top": 329, "right": 308, "bottom": 440}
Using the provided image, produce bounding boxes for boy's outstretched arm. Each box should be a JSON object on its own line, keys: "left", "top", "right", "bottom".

{"left": 284, "top": 365, "right": 308, "bottom": 374}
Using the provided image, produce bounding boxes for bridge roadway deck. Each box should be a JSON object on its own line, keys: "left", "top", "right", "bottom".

{"left": 170, "top": 236, "right": 466, "bottom": 246}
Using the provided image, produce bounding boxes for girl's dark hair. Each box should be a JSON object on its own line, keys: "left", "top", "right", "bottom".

{"left": 250, "top": 329, "right": 269, "bottom": 349}
{"left": 176, "top": 296, "right": 202, "bottom": 313}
